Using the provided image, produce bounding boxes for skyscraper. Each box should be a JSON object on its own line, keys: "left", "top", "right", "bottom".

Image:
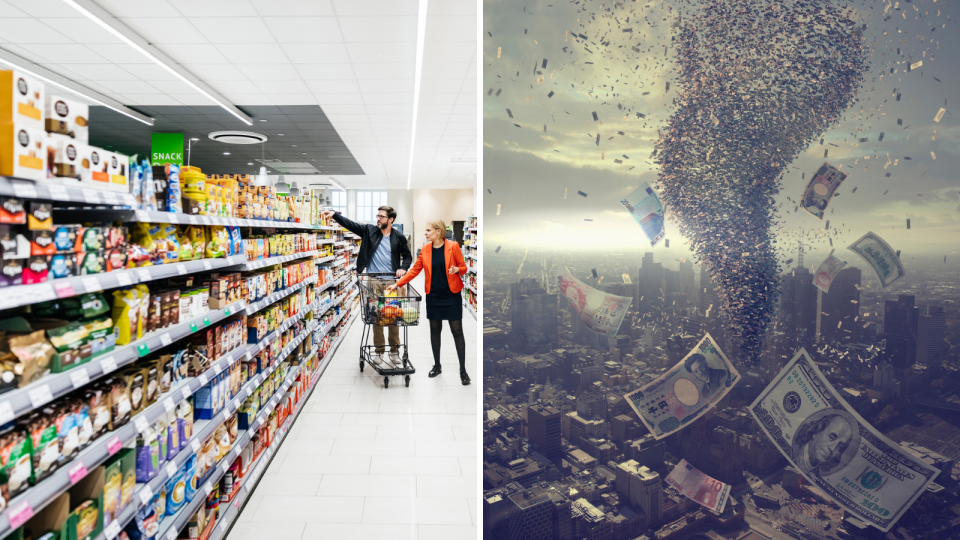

{"left": 780, "top": 265, "right": 818, "bottom": 346}
{"left": 916, "top": 304, "right": 946, "bottom": 367}
{"left": 615, "top": 460, "right": 663, "bottom": 527}
{"left": 507, "top": 488, "right": 554, "bottom": 540}
{"left": 528, "top": 406, "right": 563, "bottom": 465}
{"left": 511, "top": 278, "right": 559, "bottom": 352}
{"left": 576, "top": 393, "right": 607, "bottom": 422}
{"left": 816, "top": 267, "right": 860, "bottom": 345}
{"left": 679, "top": 261, "right": 695, "bottom": 306}
{"left": 884, "top": 295, "right": 919, "bottom": 370}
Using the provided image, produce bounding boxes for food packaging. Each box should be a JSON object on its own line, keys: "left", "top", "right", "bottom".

{"left": 44, "top": 94, "right": 89, "bottom": 142}
{"left": 0, "top": 123, "right": 46, "bottom": 181}
{"left": 0, "top": 69, "right": 45, "bottom": 130}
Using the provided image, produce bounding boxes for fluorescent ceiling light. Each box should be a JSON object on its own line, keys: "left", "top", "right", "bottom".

{"left": 406, "top": 0, "right": 428, "bottom": 190}
{"left": 62, "top": 0, "right": 252, "bottom": 126}
{"left": 0, "top": 48, "right": 153, "bottom": 125}
{"left": 325, "top": 178, "right": 346, "bottom": 192}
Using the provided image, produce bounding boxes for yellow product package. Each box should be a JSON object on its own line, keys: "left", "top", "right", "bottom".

{"left": 205, "top": 226, "right": 227, "bottom": 258}
{"left": 135, "top": 284, "right": 150, "bottom": 340}
{"left": 158, "top": 224, "right": 179, "bottom": 264}
{"left": 187, "top": 226, "right": 205, "bottom": 259}
{"left": 112, "top": 289, "right": 139, "bottom": 345}
{"left": 176, "top": 227, "right": 194, "bottom": 261}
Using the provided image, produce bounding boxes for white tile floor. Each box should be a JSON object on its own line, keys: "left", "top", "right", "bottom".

{"left": 227, "top": 273, "right": 477, "bottom": 540}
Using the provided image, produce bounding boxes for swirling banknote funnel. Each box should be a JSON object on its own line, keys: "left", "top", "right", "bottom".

{"left": 654, "top": 0, "right": 867, "bottom": 365}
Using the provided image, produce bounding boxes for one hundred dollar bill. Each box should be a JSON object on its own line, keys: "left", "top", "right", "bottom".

{"left": 557, "top": 268, "right": 632, "bottom": 336}
{"left": 749, "top": 349, "right": 939, "bottom": 532}
{"left": 800, "top": 162, "right": 848, "bottom": 220}
{"left": 848, "top": 231, "right": 905, "bottom": 288}
{"left": 813, "top": 249, "right": 848, "bottom": 294}
{"left": 666, "top": 459, "right": 731, "bottom": 513}
{"left": 625, "top": 333, "right": 739, "bottom": 439}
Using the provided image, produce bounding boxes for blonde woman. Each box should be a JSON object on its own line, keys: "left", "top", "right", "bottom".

{"left": 387, "top": 219, "right": 470, "bottom": 385}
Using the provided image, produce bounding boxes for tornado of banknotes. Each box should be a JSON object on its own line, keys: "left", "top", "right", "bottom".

{"left": 654, "top": 0, "right": 867, "bottom": 364}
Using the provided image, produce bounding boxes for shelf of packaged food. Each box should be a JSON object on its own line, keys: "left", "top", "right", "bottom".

{"left": 343, "top": 231, "right": 359, "bottom": 239}
{"left": 0, "top": 176, "right": 137, "bottom": 207}
{"left": 0, "top": 298, "right": 248, "bottom": 430}
{"left": 209, "top": 312, "right": 357, "bottom": 540}
{"left": 244, "top": 275, "right": 317, "bottom": 316}
{"left": 468, "top": 227, "right": 477, "bottom": 232}
{"left": 0, "top": 337, "right": 251, "bottom": 537}
{"left": 465, "top": 254, "right": 477, "bottom": 260}
{"left": 333, "top": 241, "right": 349, "bottom": 247}
{"left": 466, "top": 302, "right": 476, "bottom": 320}
{"left": 51, "top": 209, "right": 320, "bottom": 230}
{"left": 0, "top": 255, "right": 249, "bottom": 313}
{"left": 465, "top": 283, "right": 476, "bottom": 294}
{"left": 238, "top": 251, "right": 321, "bottom": 271}
{"left": 468, "top": 267, "right": 476, "bottom": 274}
{"left": 318, "top": 238, "right": 335, "bottom": 245}
{"left": 332, "top": 257, "right": 346, "bottom": 267}
{"left": 316, "top": 225, "right": 339, "bottom": 231}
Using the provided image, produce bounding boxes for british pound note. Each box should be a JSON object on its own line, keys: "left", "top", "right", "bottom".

{"left": 848, "top": 231, "right": 904, "bottom": 288}
{"left": 620, "top": 183, "right": 666, "bottom": 246}
{"left": 800, "top": 162, "right": 848, "bottom": 220}
{"left": 813, "top": 249, "right": 848, "bottom": 294}
{"left": 749, "top": 349, "right": 938, "bottom": 532}
{"left": 558, "top": 268, "right": 632, "bottom": 336}
{"left": 666, "top": 459, "right": 731, "bottom": 513}
{"left": 625, "top": 333, "right": 739, "bottom": 439}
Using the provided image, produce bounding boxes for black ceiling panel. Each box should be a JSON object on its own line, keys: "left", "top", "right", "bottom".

{"left": 89, "top": 105, "right": 363, "bottom": 177}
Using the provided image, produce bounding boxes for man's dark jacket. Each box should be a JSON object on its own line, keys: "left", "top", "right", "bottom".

{"left": 331, "top": 212, "right": 412, "bottom": 274}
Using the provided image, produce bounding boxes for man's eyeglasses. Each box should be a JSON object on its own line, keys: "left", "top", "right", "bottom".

{"left": 376, "top": 215, "right": 389, "bottom": 221}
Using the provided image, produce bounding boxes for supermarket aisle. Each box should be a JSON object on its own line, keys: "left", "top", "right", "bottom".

{"left": 226, "top": 272, "right": 477, "bottom": 540}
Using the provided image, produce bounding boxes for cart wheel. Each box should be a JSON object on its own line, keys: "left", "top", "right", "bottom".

{"left": 405, "top": 375, "right": 410, "bottom": 387}
{"left": 384, "top": 376, "right": 389, "bottom": 388}
{"left": 359, "top": 360, "right": 364, "bottom": 372}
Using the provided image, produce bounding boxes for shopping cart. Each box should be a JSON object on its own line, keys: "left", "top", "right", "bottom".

{"left": 357, "top": 272, "right": 421, "bottom": 388}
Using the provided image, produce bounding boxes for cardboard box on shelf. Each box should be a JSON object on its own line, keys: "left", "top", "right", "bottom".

{"left": 107, "top": 151, "right": 129, "bottom": 193}
{"left": 0, "top": 123, "right": 47, "bottom": 181}
{"left": 87, "top": 146, "right": 110, "bottom": 188}
{"left": 45, "top": 132, "right": 85, "bottom": 183}
{"left": 45, "top": 94, "right": 89, "bottom": 142}
{"left": 0, "top": 69, "right": 44, "bottom": 130}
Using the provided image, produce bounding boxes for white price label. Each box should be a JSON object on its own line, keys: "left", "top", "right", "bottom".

{"left": 160, "top": 333, "right": 172, "bottom": 347}
{"left": 212, "top": 363, "right": 222, "bottom": 375}
{"left": 203, "top": 261, "right": 212, "bottom": 271}
{"left": 165, "top": 528, "right": 178, "bottom": 540}
{"left": 198, "top": 373, "right": 209, "bottom": 386}
{"left": 135, "top": 211, "right": 149, "bottom": 221}
{"left": 100, "top": 356, "right": 118, "bottom": 374}
{"left": 165, "top": 462, "right": 178, "bottom": 479}
{"left": 188, "top": 215, "right": 198, "bottom": 225}
{"left": 221, "top": 460, "right": 230, "bottom": 475}
{"left": 102, "top": 191, "right": 119, "bottom": 205}
{"left": 69, "top": 368, "right": 90, "bottom": 389}
{"left": 116, "top": 273, "right": 133, "bottom": 287}
{"left": 28, "top": 385, "right": 54, "bottom": 408}
{"left": 0, "top": 401, "right": 14, "bottom": 425}
{"left": 12, "top": 182, "right": 37, "bottom": 199}
{"left": 227, "top": 256, "right": 235, "bottom": 265}
{"left": 245, "top": 387, "right": 252, "bottom": 398}
{"left": 177, "top": 264, "right": 187, "bottom": 275}
{"left": 81, "top": 277, "right": 102, "bottom": 293}
{"left": 133, "top": 415, "right": 149, "bottom": 433}
{"left": 191, "top": 439, "right": 200, "bottom": 452}
{"left": 137, "top": 268, "right": 152, "bottom": 282}
{"left": 223, "top": 410, "right": 231, "bottom": 422}
{"left": 163, "top": 398, "right": 175, "bottom": 413}
{"left": 202, "top": 482, "right": 212, "bottom": 496}
{"left": 103, "top": 520, "right": 121, "bottom": 540}
{"left": 138, "top": 485, "right": 154, "bottom": 505}
{"left": 181, "top": 386, "right": 192, "bottom": 400}
{"left": 82, "top": 189, "right": 100, "bottom": 205}
{"left": 47, "top": 184, "right": 69, "bottom": 201}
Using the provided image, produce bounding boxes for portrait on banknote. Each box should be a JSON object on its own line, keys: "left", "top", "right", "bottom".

{"left": 791, "top": 409, "right": 860, "bottom": 478}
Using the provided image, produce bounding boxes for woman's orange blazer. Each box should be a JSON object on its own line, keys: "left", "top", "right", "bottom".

{"left": 394, "top": 239, "right": 468, "bottom": 295}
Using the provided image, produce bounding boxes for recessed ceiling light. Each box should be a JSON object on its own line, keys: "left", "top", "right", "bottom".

{"left": 302, "top": 152, "right": 307, "bottom": 155}
{"left": 259, "top": 119, "right": 267, "bottom": 122}
{"left": 292, "top": 145, "right": 297, "bottom": 147}
{"left": 247, "top": 162, "right": 253, "bottom": 165}
{"left": 278, "top": 134, "right": 284, "bottom": 136}
{"left": 208, "top": 131, "right": 268, "bottom": 144}
{"left": 223, "top": 152, "right": 231, "bottom": 155}
{"left": 190, "top": 138, "right": 199, "bottom": 141}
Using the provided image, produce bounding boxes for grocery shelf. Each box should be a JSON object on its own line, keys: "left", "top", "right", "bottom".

{"left": 465, "top": 283, "right": 476, "bottom": 294}
{"left": 239, "top": 250, "right": 319, "bottom": 271}
{"left": 0, "top": 298, "right": 247, "bottom": 427}
{"left": 244, "top": 275, "right": 316, "bottom": 316}
{"left": 211, "top": 313, "right": 357, "bottom": 540}
{"left": 0, "top": 255, "right": 248, "bottom": 313}
{"left": 52, "top": 209, "right": 320, "bottom": 230}
{"left": 466, "top": 303, "right": 477, "bottom": 320}
{"left": 468, "top": 227, "right": 477, "bottom": 232}
{"left": 468, "top": 267, "right": 476, "bottom": 274}
{"left": 0, "top": 176, "right": 137, "bottom": 207}
{"left": 465, "top": 253, "right": 477, "bottom": 260}
{"left": 318, "top": 238, "right": 335, "bottom": 244}
{"left": 0, "top": 341, "right": 249, "bottom": 538}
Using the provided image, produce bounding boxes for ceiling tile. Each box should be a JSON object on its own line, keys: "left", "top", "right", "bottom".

{"left": 120, "top": 93, "right": 183, "bottom": 105}
{"left": 165, "top": 93, "right": 216, "bottom": 106}
{"left": 0, "top": 2, "right": 29, "bottom": 17}
{"left": 117, "top": 63, "right": 180, "bottom": 80}
{"left": 427, "top": 0, "right": 475, "bottom": 16}
{"left": 319, "top": 104, "right": 366, "bottom": 115}
{"left": 362, "top": 93, "right": 411, "bottom": 105}
{"left": 269, "top": 94, "right": 318, "bottom": 105}
{"left": 314, "top": 93, "right": 364, "bottom": 105}
{"left": 59, "top": 63, "right": 142, "bottom": 81}
{"left": 119, "top": 18, "right": 208, "bottom": 44}
{"left": 253, "top": 80, "right": 311, "bottom": 94}
{"left": 147, "top": 79, "right": 202, "bottom": 94}
{"left": 338, "top": 17, "right": 416, "bottom": 43}
{"left": 357, "top": 79, "right": 413, "bottom": 94}
{"left": 216, "top": 43, "right": 290, "bottom": 64}
{"left": 421, "top": 62, "right": 468, "bottom": 79}
{"left": 420, "top": 79, "right": 463, "bottom": 93}
{"left": 353, "top": 62, "right": 413, "bottom": 80}
{"left": 22, "top": 44, "right": 110, "bottom": 64}
{"left": 420, "top": 92, "right": 458, "bottom": 105}
{"left": 207, "top": 79, "right": 261, "bottom": 94}
{"left": 306, "top": 80, "right": 360, "bottom": 94}
{"left": 264, "top": 18, "right": 342, "bottom": 43}
{"left": 281, "top": 43, "right": 350, "bottom": 64}
{"left": 236, "top": 63, "right": 302, "bottom": 80}
{"left": 181, "top": 64, "right": 249, "bottom": 80}
{"left": 422, "top": 41, "right": 475, "bottom": 64}
{"left": 0, "top": 18, "right": 74, "bottom": 43}
{"left": 38, "top": 18, "right": 125, "bottom": 44}
{"left": 346, "top": 42, "right": 414, "bottom": 64}
{"left": 425, "top": 16, "right": 475, "bottom": 43}
{"left": 167, "top": 0, "right": 259, "bottom": 17}
{"left": 455, "top": 92, "right": 476, "bottom": 105}
{"left": 221, "top": 92, "right": 271, "bottom": 104}
{"left": 331, "top": 0, "right": 418, "bottom": 16}
{"left": 4, "top": 0, "right": 80, "bottom": 18}
{"left": 294, "top": 64, "right": 355, "bottom": 80}
{"left": 85, "top": 43, "right": 156, "bottom": 64}
{"left": 249, "top": 0, "right": 334, "bottom": 16}
{"left": 157, "top": 43, "right": 231, "bottom": 64}
{"left": 94, "top": 0, "right": 181, "bottom": 17}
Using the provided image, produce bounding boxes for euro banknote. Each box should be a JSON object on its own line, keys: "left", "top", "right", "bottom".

{"left": 666, "top": 459, "right": 731, "bottom": 513}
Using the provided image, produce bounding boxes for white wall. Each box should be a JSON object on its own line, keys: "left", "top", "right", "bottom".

{"left": 409, "top": 188, "right": 474, "bottom": 254}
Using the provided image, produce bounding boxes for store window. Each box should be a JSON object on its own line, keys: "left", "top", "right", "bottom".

{"left": 330, "top": 190, "right": 346, "bottom": 215}
{"left": 357, "top": 191, "right": 387, "bottom": 223}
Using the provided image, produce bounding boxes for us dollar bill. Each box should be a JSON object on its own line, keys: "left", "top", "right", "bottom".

{"left": 749, "top": 349, "right": 939, "bottom": 532}
{"left": 800, "top": 162, "right": 848, "bottom": 220}
{"left": 625, "top": 333, "right": 739, "bottom": 439}
{"left": 813, "top": 249, "right": 847, "bottom": 294}
{"left": 557, "top": 268, "right": 632, "bottom": 336}
{"left": 848, "top": 231, "right": 905, "bottom": 288}
{"left": 666, "top": 459, "right": 731, "bottom": 513}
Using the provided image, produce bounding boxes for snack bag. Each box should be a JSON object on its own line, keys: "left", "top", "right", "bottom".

{"left": 176, "top": 227, "right": 194, "bottom": 261}
{"left": 142, "top": 159, "right": 156, "bottom": 211}
{"left": 187, "top": 226, "right": 205, "bottom": 259}
{"left": 166, "top": 164, "right": 182, "bottom": 213}
{"left": 205, "top": 226, "right": 227, "bottom": 258}
{"left": 112, "top": 289, "right": 139, "bottom": 345}
{"left": 136, "top": 284, "right": 150, "bottom": 340}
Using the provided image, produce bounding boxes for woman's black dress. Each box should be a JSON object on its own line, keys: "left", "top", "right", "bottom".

{"left": 426, "top": 244, "right": 462, "bottom": 321}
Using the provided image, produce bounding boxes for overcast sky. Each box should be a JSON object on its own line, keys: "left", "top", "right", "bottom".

{"left": 483, "top": 0, "right": 960, "bottom": 266}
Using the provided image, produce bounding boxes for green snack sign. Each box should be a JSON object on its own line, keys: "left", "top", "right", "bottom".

{"left": 151, "top": 133, "right": 184, "bottom": 165}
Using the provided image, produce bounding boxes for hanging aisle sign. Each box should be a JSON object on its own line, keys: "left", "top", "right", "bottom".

{"left": 151, "top": 133, "right": 183, "bottom": 165}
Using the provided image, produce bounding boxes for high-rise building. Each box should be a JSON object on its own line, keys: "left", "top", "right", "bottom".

{"left": 511, "top": 278, "right": 559, "bottom": 352}
{"left": 638, "top": 253, "right": 664, "bottom": 313}
{"left": 699, "top": 265, "right": 720, "bottom": 319}
{"left": 873, "top": 362, "right": 895, "bottom": 389}
{"left": 679, "top": 261, "right": 695, "bottom": 306}
{"left": 528, "top": 406, "right": 562, "bottom": 465}
{"left": 780, "top": 265, "right": 818, "bottom": 346}
{"left": 884, "top": 295, "right": 919, "bottom": 369}
{"left": 577, "top": 393, "right": 607, "bottom": 422}
{"left": 816, "top": 267, "right": 860, "bottom": 345}
{"left": 916, "top": 304, "right": 946, "bottom": 367}
{"left": 615, "top": 460, "right": 662, "bottom": 527}
{"left": 507, "top": 487, "right": 554, "bottom": 540}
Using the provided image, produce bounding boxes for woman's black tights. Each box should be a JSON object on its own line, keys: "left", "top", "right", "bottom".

{"left": 430, "top": 319, "right": 466, "bottom": 372}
